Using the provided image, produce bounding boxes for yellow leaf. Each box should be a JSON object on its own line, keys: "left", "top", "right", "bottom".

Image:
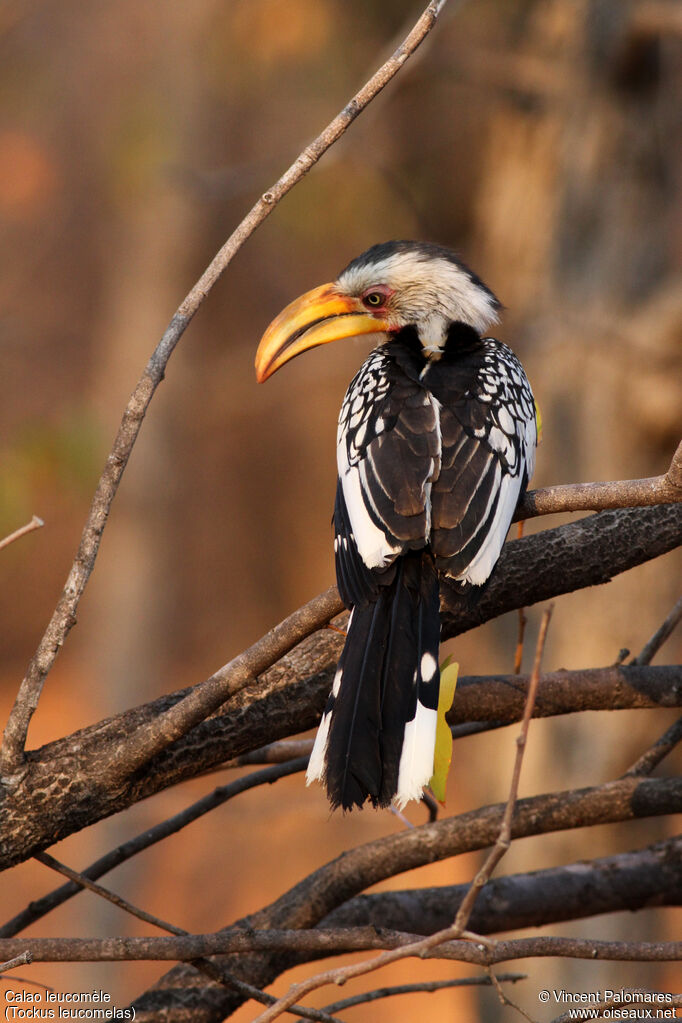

{"left": 535, "top": 400, "right": 543, "bottom": 444}
{"left": 429, "top": 660, "right": 459, "bottom": 804}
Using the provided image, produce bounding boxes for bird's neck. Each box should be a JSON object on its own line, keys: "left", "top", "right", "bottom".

{"left": 384, "top": 321, "right": 484, "bottom": 384}
{"left": 442, "top": 320, "right": 484, "bottom": 355}
{"left": 384, "top": 321, "right": 483, "bottom": 373}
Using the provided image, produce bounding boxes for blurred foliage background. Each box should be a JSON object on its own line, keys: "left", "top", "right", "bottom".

{"left": 0, "top": 0, "right": 680, "bottom": 1019}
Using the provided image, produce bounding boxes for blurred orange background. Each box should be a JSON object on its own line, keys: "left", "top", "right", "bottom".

{"left": 0, "top": 0, "right": 680, "bottom": 1019}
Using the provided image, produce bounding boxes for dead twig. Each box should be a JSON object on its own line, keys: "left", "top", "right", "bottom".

{"left": 0, "top": 0, "right": 450, "bottom": 778}
{"left": 311, "top": 973, "right": 526, "bottom": 1017}
{"left": 221, "top": 978, "right": 344, "bottom": 1023}
{"left": 100, "top": 598, "right": 340, "bottom": 788}
{"left": 0, "top": 950, "right": 32, "bottom": 975}
{"left": 452, "top": 607, "right": 552, "bottom": 933}
{"left": 630, "top": 594, "right": 682, "bottom": 666}
{"left": 514, "top": 438, "right": 682, "bottom": 520}
{"left": 514, "top": 610, "right": 527, "bottom": 675}
{"left": 487, "top": 968, "right": 539, "bottom": 1023}
{"left": 0, "top": 516, "right": 43, "bottom": 553}
{"left": 34, "top": 852, "right": 185, "bottom": 935}
{"left": 622, "top": 715, "right": 682, "bottom": 777}
{"left": 513, "top": 522, "right": 527, "bottom": 674}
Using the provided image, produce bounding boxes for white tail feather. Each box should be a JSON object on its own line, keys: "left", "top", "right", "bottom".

{"left": 395, "top": 702, "right": 437, "bottom": 809}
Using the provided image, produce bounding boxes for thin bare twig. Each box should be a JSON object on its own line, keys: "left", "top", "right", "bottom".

{"left": 0, "top": 757, "right": 308, "bottom": 938}
{"left": 0, "top": 976, "right": 52, "bottom": 995}
{"left": 452, "top": 606, "right": 552, "bottom": 933}
{"left": 36, "top": 852, "right": 341, "bottom": 1023}
{"left": 514, "top": 437, "right": 682, "bottom": 520}
{"left": 487, "top": 968, "right": 539, "bottom": 1023}
{"left": 0, "top": 516, "right": 43, "bottom": 553}
{"left": 622, "top": 715, "right": 682, "bottom": 777}
{"left": 34, "top": 852, "right": 184, "bottom": 935}
{"left": 630, "top": 594, "right": 682, "bottom": 665}
{"left": 0, "top": 0, "right": 450, "bottom": 777}
{"left": 216, "top": 977, "right": 344, "bottom": 1023}
{"left": 513, "top": 522, "right": 527, "bottom": 674}
{"left": 251, "top": 607, "right": 553, "bottom": 1023}
{"left": 0, "top": 950, "right": 32, "bottom": 975}
{"left": 312, "top": 973, "right": 526, "bottom": 1017}
{"left": 421, "top": 788, "right": 440, "bottom": 821}
{"left": 514, "top": 610, "right": 527, "bottom": 675}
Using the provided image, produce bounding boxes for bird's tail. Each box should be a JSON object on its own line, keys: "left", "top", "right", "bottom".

{"left": 306, "top": 551, "right": 441, "bottom": 810}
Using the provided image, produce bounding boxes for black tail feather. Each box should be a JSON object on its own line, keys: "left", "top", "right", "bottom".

{"left": 321, "top": 550, "right": 441, "bottom": 810}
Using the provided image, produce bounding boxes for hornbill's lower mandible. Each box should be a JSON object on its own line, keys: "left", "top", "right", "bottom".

{"left": 255, "top": 241, "right": 537, "bottom": 811}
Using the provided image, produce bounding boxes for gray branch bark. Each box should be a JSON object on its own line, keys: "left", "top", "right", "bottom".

{"left": 325, "top": 835, "right": 682, "bottom": 935}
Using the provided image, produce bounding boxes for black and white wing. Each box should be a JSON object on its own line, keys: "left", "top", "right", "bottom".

{"left": 425, "top": 339, "right": 537, "bottom": 585}
{"left": 334, "top": 348, "right": 441, "bottom": 607}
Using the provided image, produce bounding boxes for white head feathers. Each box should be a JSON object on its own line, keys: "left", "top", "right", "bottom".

{"left": 336, "top": 241, "right": 501, "bottom": 347}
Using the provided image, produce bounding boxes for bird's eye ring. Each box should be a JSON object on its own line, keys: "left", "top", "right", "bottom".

{"left": 363, "top": 291, "right": 384, "bottom": 308}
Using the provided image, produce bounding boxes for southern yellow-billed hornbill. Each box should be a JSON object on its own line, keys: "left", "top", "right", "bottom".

{"left": 255, "top": 241, "right": 537, "bottom": 811}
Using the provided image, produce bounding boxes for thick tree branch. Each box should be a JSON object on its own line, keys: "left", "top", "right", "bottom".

{"left": 0, "top": 506, "right": 677, "bottom": 926}
{"left": 99, "top": 504, "right": 682, "bottom": 793}
{"left": 0, "top": 0, "right": 449, "bottom": 779}
{"left": 5, "top": 663, "right": 679, "bottom": 938}
{"left": 440, "top": 504, "right": 682, "bottom": 638}
{"left": 324, "top": 835, "right": 682, "bottom": 936}
{"left": 0, "top": 932, "right": 679, "bottom": 967}
{"left": 1, "top": 642, "right": 680, "bottom": 876}
{"left": 448, "top": 664, "right": 682, "bottom": 726}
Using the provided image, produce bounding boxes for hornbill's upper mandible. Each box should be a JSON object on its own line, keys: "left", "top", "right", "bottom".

{"left": 255, "top": 241, "right": 537, "bottom": 811}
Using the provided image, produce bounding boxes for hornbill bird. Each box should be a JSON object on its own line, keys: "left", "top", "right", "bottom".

{"left": 255, "top": 241, "right": 537, "bottom": 811}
